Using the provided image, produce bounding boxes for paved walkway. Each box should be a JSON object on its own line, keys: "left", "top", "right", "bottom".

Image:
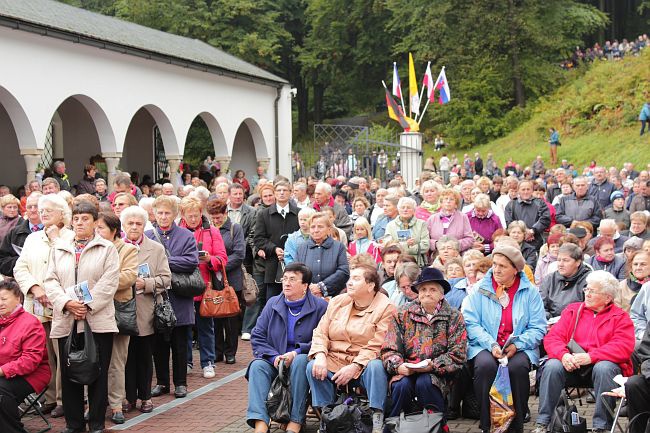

{"left": 23, "top": 341, "right": 625, "bottom": 433}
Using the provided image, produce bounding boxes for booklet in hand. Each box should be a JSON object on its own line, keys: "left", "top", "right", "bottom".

{"left": 65, "top": 280, "right": 93, "bottom": 305}
{"left": 501, "top": 334, "right": 517, "bottom": 351}
{"left": 396, "top": 229, "right": 412, "bottom": 241}
{"left": 138, "top": 263, "right": 151, "bottom": 278}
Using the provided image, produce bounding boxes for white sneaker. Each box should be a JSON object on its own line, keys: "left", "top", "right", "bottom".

{"left": 202, "top": 363, "right": 215, "bottom": 379}
{"left": 241, "top": 333, "right": 251, "bottom": 341}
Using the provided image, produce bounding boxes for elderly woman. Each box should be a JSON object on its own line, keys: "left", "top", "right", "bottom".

{"left": 533, "top": 271, "right": 636, "bottom": 433}
{"left": 617, "top": 251, "right": 650, "bottom": 312}
{"left": 587, "top": 237, "right": 627, "bottom": 280}
{"left": 13, "top": 193, "right": 73, "bottom": 418}
{"left": 146, "top": 195, "right": 199, "bottom": 399}
{"left": 415, "top": 180, "right": 442, "bottom": 221}
{"left": 0, "top": 279, "right": 51, "bottom": 433}
{"left": 178, "top": 196, "right": 227, "bottom": 374}
{"left": 112, "top": 192, "right": 138, "bottom": 219}
{"left": 466, "top": 193, "right": 503, "bottom": 255}
{"left": 138, "top": 197, "right": 156, "bottom": 231}
{"left": 622, "top": 211, "right": 649, "bottom": 240}
{"left": 386, "top": 197, "right": 430, "bottom": 266}
{"left": 43, "top": 201, "right": 120, "bottom": 433}
{"left": 462, "top": 245, "right": 547, "bottom": 433}
{"left": 351, "top": 196, "right": 370, "bottom": 223}
{"left": 382, "top": 268, "right": 467, "bottom": 421}
{"left": 348, "top": 217, "right": 381, "bottom": 263}
{"left": 121, "top": 205, "right": 171, "bottom": 414}
{"left": 427, "top": 189, "right": 474, "bottom": 255}
{"left": 445, "top": 249, "right": 485, "bottom": 309}
{"left": 540, "top": 243, "right": 591, "bottom": 319}
{"left": 95, "top": 212, "right": 138, "bottom": 424}
{"left": 0, "top": 194, "right": 21, "bottom": 244}
{"left": 206, "top": 198, "right": 244, "bottom": 365}
{"left": 294, "top": 212, "right": 349, "bottom": 298}
{"left": 534, "top": 233, "right": 562, "bottom": 286}
{"left": 307, "top": 265, "right": 396, "bottom": 433}
{"left": 386, "top": 261, "right": 420, "bottom": 306}
{"left": 507, "top": 220, "right": 538, "bottom": 270}
{"left": 246, "top": 263, "right": 328, "bottom": 433}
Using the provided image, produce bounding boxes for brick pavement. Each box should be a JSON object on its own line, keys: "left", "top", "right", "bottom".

{"left": 23, "top": 341, "right": 627, "bottom": 433}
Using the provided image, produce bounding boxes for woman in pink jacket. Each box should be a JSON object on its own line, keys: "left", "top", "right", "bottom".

{"left": 426, "top": 189, "right": 475, "bottom": 255}
{"left": 0, "top": 278, "right": 51, "bottom": 433}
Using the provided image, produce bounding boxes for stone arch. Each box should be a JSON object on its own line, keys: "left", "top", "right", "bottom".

{"left": 241, "top": 118, "right": 268, "bottom": 159}
{"left": 0, "top": 85, "right": 37, "bottom": 151}
{"left": 195, "top": 112, "right": 228, "bottom": 158}
{"left": 141, "top": 104, "right": 179, "bottom": 156}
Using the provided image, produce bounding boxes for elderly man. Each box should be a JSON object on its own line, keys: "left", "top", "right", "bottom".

{"left": 368, "top": 188, "right": 387, "bottom": 225}
{"left": 630, "top": 180, "right": 650, "bottom": 213}
{"left": 504, "top": 180, "right": 551, "bottom": 251}
{"left": 539, "top": 243, "right": 591, "bottom": 319}
{"left": 292, "top": 182, "right": 311, "bottom": 209}
{"left": 0, "top": 192, "right": 42, "bottom": 277}
{"left": 162, "top": 183, "right": 175, "bottom": 196}
{"left": 556, "top": 176, "right": 602, "bottom": 228}
{"left": 587, "top": 219, "right": 630, "bottom": 254}
{"left": 227, "top": 183, "right": 256, "bottom": 271}
{"left": 51, "top": 160, "right": 71, "bottom": 191}
{"left": 460, "top": 180, "right": 475, "bottom": 209}
{"left": 41, "top": 177, "right": 60, "bottom": 195}
{"left": 546, "top": 168, "right": 568, "bottom": 204}
{"left": 108, "top": 173, "right": 142, "bottom": 203}
{"left": 588, "top": 166, "right": 617, "bottom": 210}
{"left": 312, "top": 182, "right": 352, "bottom": 238}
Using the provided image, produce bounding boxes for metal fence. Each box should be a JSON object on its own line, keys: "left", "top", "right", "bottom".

{"left": 40, "top": 122, "right": 54, "bottom": 170}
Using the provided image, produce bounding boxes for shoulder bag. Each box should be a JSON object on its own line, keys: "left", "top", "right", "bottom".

{"left": 320, "top": 392, "right": 373, "bottom": 433}
{"left": 153, "top": 284, "right": 176, "bottom": 338}
{"left": 241, "top": 265, "right": 259, "bottom": 307}
{"left": 114, "top": 285, "right": 139, "bottom": 336}
{"left": 265, "top": 359, "right": 292, "bottom": 424}
{"left": 566, "top": 303, "right": 586, "bottom": 354}
{"left": 64, "top": 319, "right": 100, "bottom": 385}
{"left": 199, "top": 256, "right": 241, "bottom": 318}
{"left": 152, "top": 228, "right": 205, "bottom": 298}
{"left": 385, "top": 409, "right": 444, "bottom": 433}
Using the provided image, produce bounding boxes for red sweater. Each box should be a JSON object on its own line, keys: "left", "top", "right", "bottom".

{"left": 0, "top": 306, "right": 50, "bottom": 393}
{"left": 543, "top": 302, "right": 636, "bottom": 376}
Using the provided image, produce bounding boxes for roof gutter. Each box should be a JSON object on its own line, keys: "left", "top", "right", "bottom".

{"left": 0, "top": 16, "right": 287, "bottom": 88}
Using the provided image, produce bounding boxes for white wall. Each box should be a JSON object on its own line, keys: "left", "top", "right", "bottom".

{"left": 0, "top": 24, "right": 292, "bottom": 184}
{"left": 121, "top": 108, "right": 156, "bottom": 178}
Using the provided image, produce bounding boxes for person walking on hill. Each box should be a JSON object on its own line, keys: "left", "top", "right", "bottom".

{"left": 548, "top": 127, "right": 560, "bottom": 166}
{"left": 639, "top": 101, "right": 650, "bottom": 136}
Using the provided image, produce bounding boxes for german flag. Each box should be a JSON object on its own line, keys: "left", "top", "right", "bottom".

{"left": 384, "top": 87, "right": 410, "bottom": 129}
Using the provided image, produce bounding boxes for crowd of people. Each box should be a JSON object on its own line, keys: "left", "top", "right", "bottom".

{"left": 0, "top": 152, "right": 649, "bottom": 433}
{"left": 561, "top": 33, "right": 649, "bottom": 69}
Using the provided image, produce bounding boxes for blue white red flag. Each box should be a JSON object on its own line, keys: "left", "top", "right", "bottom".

{"left": 435, "top": 67, "right": 450, "bottom": 104}
{"left": 392, "top": 62, "right": 402, "bottom": 99}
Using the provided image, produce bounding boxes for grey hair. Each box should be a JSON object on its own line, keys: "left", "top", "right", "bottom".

{"left": 420, "top": 179, "right": 442, "bottom": 195}
{"left": 586, "top": 270, "right": 618, "bottom": 300}
{"left": 384, "top": 194, "right": 400, "bottom": 207}
{"left": 162, "top": 183, "right": 174, "bottom": 190}
{"left": 599, "top": 219, "right": 617, "bottom": 231}
{"left": 191, "top": 186, "right": 210, "bottom": 201}
{"left": 293, "top": 182, "right": 307, "bottom": 192}
{"left": 316, "top": 182, "right": 332, "bottom": 195}
{"left": 437, "top": 235, "right": 460, "bottom": 251}
{"left": 507, "top": 220, "right": 527, "bottom": 233}
{"left": 473, "top": 193, "right": 491, "bottom": 209}
{"left": 394, "top": 261, "right": 421, "bottom": 284}
{"left": 138, "top": 197, "right": 155, "bottom": 210}
{"left": 38, "top": 193, "right": 72, "bottom": 226}
{"left": 120, "top": 205, "right": 149, "bottom": 225}
{"left": 558, "top": 243, "right": 583, "bottom": 262}
{"left": 397, "top": 196, "right": 417, "bottom": 209}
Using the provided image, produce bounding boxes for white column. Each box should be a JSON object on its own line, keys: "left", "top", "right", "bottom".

{"left": 399, "top": 132, "right": 423, "bottom": 191}
{"left": 21, "top": 149, "right": 43, "bottom": 185}
{"left": 102, "top": 152, "right": 122, "bottom": 193}
{"left": 166, "top": 155, "right": 182, "bottom": 189}
{"left": 215, "top": 156, "right": 231, "bottom": 177}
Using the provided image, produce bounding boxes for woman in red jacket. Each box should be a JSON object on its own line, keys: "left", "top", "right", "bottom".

{"left": 232, "top": 170, "right": 251, "bottom": 196}
{"left": 0, "top": 278, "right": 51, "bottom": 433}
{"left": 533, "top": 270, "right": 636, "bottom": 433}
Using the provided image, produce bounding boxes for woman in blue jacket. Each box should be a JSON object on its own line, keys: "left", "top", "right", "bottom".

{"left": 461, "top": 245, "right": 547, "bottom": 433}
{"left": 639, "top": 102, "right": 650, "bottom": 136}
{"left": 246, "top": 262, "right": 328, "bottom": 433}
{"left": 548, "top": 127, "right": 560, "bottom": 166}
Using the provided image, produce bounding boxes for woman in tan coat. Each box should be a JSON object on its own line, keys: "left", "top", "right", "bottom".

{"left": 121, "top": 205, "right": 171, "bottom": 414}
{"left": 307, "top": 264, "right": 395, "bottom": 433}
{"left": 14, "top": 193, "right": 74, "bottom": 418}
{"left": 44, "top": 201, "right": 120, "bottom": 433}
{"left": 96, "top": 212, "right": 138, "bottom": 424}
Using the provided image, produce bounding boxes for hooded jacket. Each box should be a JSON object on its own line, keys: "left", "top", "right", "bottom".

{"left": 539, "top": 264, "right": 590, "bottom": 318}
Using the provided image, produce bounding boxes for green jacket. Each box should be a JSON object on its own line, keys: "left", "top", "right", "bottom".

{"left": 385, "top": 217, "right": 430, "bottom": 266}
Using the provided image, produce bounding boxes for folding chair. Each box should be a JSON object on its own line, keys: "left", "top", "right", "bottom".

{"left": 19, "top": 386, "right": 51, "bottom": 433}
{"left": 601, "top": 391, "right": 627, "bottom": 433}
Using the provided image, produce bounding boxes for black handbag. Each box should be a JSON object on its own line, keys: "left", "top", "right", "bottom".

{"left": 114, "top": 286, "right": 139, "bottom": 336}
{"left": 265, "top": 360, "right": 292, "bottom": 424}
{"left": 153, "top": 285, "right": 176, "bottom": 337}
{"left": 320, "top": 394, "right": 373, "bottom": 433}
{"left": 64, "top": 319, "right": 100, "bottom": 385}
{"left": 549, "top": 390, "right": 587, "bottom": 433}
{"left": 152, "top": 228, "right": 206, "bottom": 298}
{"left": 385, "top": 409, "right": 444, "bottom": 433}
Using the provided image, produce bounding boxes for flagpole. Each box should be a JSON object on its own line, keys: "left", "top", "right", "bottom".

{"left": 393, "top": 62, "right": 407, "bottom": 117}
{"left": 415, "top": 61, "right": 429, "bottom": 121}
{"left": 417, "top": 66, "right": 445, "bottom": 125}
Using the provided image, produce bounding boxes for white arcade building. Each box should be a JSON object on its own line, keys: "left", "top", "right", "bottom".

{"left": 0, "top": 0, "right": 293, "bottom": 191}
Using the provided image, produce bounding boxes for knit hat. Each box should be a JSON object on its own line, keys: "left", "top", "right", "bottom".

{"left": 492, "top": 245, "right": 525, "bottom": 272}
{"left": 623, "top": 236, "right": 644, "bottom": 252}
{"left": 547, "top": 233, "right": 562, "bottom": 246}
{"left": 610, "top": 190, "right": 624, "bottom": 202}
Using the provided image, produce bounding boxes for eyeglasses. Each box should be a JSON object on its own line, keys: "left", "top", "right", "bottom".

{"left": 38, "top": 208, "right": 56, "bottom": 215}
{"left": 583, "top": 287, "right": 604, "bottom": 295}
{"left": 280, "top": 276, "right": 301, "bottom": 284}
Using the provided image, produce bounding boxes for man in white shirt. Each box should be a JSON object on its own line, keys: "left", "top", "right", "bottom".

{"left": 369, "top": 188, "right": 388, "bottom": 226}
{"left": 439, "top": 153, "right": 451, "bottom": 185}
{"left": 292, "top": 182, "right": 312, "bottom": 209}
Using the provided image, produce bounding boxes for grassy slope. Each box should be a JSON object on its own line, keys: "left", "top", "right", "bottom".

{"left": 434, "top": 49, "right": 650, "bottom": 169}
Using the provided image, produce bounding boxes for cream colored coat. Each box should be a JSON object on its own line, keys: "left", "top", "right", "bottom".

{"left": 133, "top": 236, "right": 171, "bottom": 336}
{"left": 113, "top": 239, "right": 138, "bottom": 302}
{"left": 309, "top": 292, "right": 395, "bottom": 378}
{"left": 14, "top": 228, "right": 75, "bottom": 323}
{"left": 44, "top": 234, "right": 120, "bottom": 338}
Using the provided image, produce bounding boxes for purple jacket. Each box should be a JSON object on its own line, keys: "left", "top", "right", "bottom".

{"left": 426, "top": 210, "right": 475, "bottom": 253}
{"left": 466, "top": 210, "right": 503, "bottom": 254}
{"left": 248, "top": 291, "right": 328, "bottom": 371}
{"left": 146, "top": 223, "right": 199, "bottom": 326}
